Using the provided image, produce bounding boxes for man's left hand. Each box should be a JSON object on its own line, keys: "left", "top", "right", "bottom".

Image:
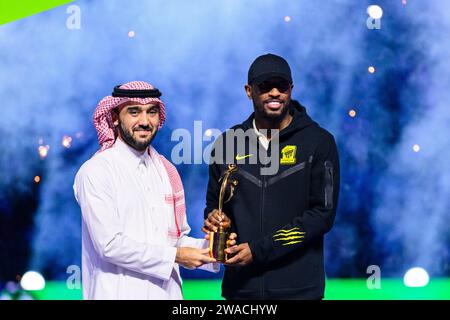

{"left": 224, "top": 243, "right": 253, "bottom": 266}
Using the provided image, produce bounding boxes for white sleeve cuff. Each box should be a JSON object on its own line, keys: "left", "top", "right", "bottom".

{"left": 157, "top": 246, "right": 177, "bottom": 281}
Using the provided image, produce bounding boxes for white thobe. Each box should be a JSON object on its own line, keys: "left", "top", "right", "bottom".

{"left": 73, "top": 138, "right": 218, "bottom": 300}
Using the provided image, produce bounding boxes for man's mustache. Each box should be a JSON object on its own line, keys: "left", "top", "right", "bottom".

{"left": 133, "top": 126, "right": 153, "bottom": 131}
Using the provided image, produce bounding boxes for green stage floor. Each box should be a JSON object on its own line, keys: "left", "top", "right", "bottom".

{"left": 20, "top": 278, "right": 450, "bottom": 300}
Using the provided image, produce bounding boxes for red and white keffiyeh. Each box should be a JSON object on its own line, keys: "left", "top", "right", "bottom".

{"left": 93, "top": 81, "right": 167, "bottom": 153}
{"left": 93, "top": 81, "right": 184, "bottom": 238}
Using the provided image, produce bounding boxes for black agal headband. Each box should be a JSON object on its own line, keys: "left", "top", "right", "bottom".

{"left": 112, "top": 85, "right": 162, "bottom": 98}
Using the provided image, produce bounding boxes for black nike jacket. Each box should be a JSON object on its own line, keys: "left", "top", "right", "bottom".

{"left": 204, "top": 100, "right": 340, "bottom": 299}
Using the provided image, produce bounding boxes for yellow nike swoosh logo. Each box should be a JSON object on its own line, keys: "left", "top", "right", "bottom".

{"left": 235, "top": 154, "right": 253, "bottom": 160}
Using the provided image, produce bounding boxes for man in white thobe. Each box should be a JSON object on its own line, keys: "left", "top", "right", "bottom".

{"left": 73, "top": 81, "right": 235, "bottom": 299}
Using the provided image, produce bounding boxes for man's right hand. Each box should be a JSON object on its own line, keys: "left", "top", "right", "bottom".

{"left": 202, "top": 209, "right": 231, "bottom": 233}
{"left": 175, "top": 247, "right": 216, "bottom": 269}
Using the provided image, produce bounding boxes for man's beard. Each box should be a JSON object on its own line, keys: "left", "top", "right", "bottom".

{"left": 118, "top": 123, "right": 157, "bottom": 152}
{"left": 254, "top": 99, "right": 291, "bottom": 122}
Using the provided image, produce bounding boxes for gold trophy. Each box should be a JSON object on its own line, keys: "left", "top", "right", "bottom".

{"left": 209, "top": 164, "right": 238, "bottom": 262}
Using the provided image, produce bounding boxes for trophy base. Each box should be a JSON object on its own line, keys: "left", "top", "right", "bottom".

{"left": 209, "top": 230, "right": 229, "bottom": 263}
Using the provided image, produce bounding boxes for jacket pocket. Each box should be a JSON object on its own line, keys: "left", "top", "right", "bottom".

{"left": 324, "top": 161, "right": 334, "bottom": 209}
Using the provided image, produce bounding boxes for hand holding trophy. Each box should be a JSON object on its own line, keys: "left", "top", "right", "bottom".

{"left": 204, "top": 164, "right": 238, "bottom": 263}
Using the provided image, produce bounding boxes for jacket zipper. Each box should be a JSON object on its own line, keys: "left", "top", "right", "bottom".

{"left": 260, "top": 149, "right": 269, "bottom": 299}
{"left": 260, "top": 172, "right": 266, "bottom": 299}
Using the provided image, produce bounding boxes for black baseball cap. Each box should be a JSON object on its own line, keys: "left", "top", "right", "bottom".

{"left": 247, "top": 53, "right": 293, "bottom": 85}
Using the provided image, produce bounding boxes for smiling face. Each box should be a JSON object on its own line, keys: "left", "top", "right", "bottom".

{"left": 112, "top": 102, "right": 160, "bottom": 152}
{"left": 245, "top": 76, "right": 293, "bottom": 123}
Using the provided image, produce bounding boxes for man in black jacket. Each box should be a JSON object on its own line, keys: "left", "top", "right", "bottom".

{"left": 203, "top": 53, "right": 340, "bottom": 299}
